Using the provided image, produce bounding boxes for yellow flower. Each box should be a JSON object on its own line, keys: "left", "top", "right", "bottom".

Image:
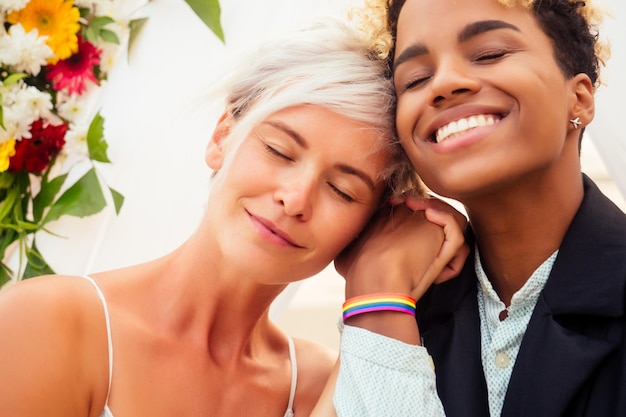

{"left": 0, "top": 140, "right": 17, "bottom": 172}
{"left": 8, "top": 0, "right": 81, "bottom": 64}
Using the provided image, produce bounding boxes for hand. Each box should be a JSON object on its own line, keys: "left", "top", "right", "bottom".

{"left": 335, "top": 196, "right": 468, "bottom": 302}
{"left": 404, "top": 196, "right": 469, "bottom": 285}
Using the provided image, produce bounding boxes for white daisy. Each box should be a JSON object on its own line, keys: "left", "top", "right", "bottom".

{"left": 0, "top": 24, "right": 54, "bottom": 75}
{"left": 0, "top": 0, "right": 30, "bottom": 14}
{"left": 0, "top": 82, "right": 52, "bottom": 140}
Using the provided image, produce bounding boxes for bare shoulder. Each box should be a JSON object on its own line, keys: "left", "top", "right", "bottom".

{"left": 0, "top": 275, "right": 110, "bottom": 416}
{"left": 292, "top": 337, "right": 337, "bottom": 414}
{"left": 0, "top": 274, "right": 102, "bottom": 327}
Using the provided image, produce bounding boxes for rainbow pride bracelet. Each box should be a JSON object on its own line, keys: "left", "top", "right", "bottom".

{"left": 342, "top": 292, "right": 417, "bottom": 322}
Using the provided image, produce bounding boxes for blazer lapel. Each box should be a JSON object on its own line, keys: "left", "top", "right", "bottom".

{"left": 501, "top": 176, "right": 626, "bottom": 417}
{"left": 501, "top": 296, "right": 616, "bottom": 417}
{"left": 419, "top": 252, "right": 490, "bottom": 417}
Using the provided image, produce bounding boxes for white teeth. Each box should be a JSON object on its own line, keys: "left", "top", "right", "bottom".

{"left": 435, "top": 114, "right": 500, "bottom": 143}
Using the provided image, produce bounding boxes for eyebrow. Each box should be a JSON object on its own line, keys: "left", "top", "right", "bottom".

{"left": 263, "top": 120, "right": 377, "bottom": 192}
{"left": 394, "top": 20, "right": 521, "bottom": 71}
{"left": 264, "top": 120, "right": 308, "bottom": 149}
{"left": 458, "top": 20, "right": 520, "bottom": 42}
{"left": 337, "top": 164, "right": 377, "bottom": 192}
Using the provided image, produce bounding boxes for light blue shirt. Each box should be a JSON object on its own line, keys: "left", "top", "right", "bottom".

{"left": 335, "top": 324, "right": 445, "bottom": 416}
{"left": 334, "top": 249, "right": 556, "bottom": 417}
{"left": 477, "top": 249, "right": 557, "bottom": 417}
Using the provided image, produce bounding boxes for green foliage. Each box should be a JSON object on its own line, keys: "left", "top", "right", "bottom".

{"left": 0, "top": 114, "right": 123, "bottom": 281}
{"left": 128, "top": 17, "right": 149, "bottom": 60}
{"left": 184, "top": 0, "right": 225, "bottom": 42}
{"left": 43, "top": 168, "right": 107, "bottom": 224}
{"left": 87, "top": 112, "right": 111, "bottom": 163}
{"left": 1, "top": 0, "right": 128, "bottom": 284}
{"left": 128, "top": 1, "right": 224, "bottom": 62}
{"left": 83, "top": 15, "right": 120, "bottom": 45}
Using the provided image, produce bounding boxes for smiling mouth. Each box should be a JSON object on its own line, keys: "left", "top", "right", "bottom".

{"left": 434, "top": 114, "right": 502, "bottom": 143}
{"left": 247, "top": 211, "right": 304, "bottom": 248}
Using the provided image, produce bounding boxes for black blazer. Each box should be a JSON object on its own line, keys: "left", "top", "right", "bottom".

{"left": 417, "top": 175, "right": 626, "bottom": 417}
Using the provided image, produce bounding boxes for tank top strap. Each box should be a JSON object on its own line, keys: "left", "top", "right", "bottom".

{"left": 81, "top": 275, "right": 114, "bottom": 406}
{"left": 283, "top": 336, "right": 297, "bottom": 417}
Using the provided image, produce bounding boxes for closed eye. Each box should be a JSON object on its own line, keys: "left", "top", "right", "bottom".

{"left": 403, "top": 75, "right": 430, "bottom": 92}
{"left": 265, "top": 145, "right": 293, "bottom": 161}
{"left": 329, "top": 183, "right": 355, "bottom": 203}
{"left": 474, "top": 49, "right": 508, "bottom": 62}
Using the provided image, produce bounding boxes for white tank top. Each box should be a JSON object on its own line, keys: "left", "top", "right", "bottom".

{"left": 80, "top": 275, "right": 298, "bottom": 417}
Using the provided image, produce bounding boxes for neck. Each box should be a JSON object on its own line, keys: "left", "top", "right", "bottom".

{"left": 127, "top": 224, "right": 289, "bottom": 367}
{"left": 463, "top": 170, "right": 584, "bottom": 305}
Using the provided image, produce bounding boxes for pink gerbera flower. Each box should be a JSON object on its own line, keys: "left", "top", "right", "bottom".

{"left": 46, "top": 35, "right": 102, "bottom": 96}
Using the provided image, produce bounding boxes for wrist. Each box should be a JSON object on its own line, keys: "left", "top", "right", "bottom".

{"left": 345, "top": 312, "right": 421, "bottom": 345}
{"left": 342, "top": 292, "right": 421, "bottom": 345}
{"left": 344, "top": 267, "right": 413, "bottom": 298}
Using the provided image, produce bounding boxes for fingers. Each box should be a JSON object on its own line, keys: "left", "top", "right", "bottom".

{"left": 435, "top": 243, "right": 470, "bottom": 282}
{"left": 405, "top": 196, "right": 467, "bottom": 228}
{"left": 423, "top": 207, "right": 469, "bottom": 284}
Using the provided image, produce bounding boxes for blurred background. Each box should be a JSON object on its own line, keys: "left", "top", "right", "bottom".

{"left": 26, "top": 0, "right": 626, "bottom": 350}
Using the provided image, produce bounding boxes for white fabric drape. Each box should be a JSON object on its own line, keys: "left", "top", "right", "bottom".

{"left": 588, "top": 0, "right": 626, "bottom": 200}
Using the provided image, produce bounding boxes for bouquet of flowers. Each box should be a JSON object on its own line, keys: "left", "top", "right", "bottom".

{"left": 0, "top": 0, "right": 134, "bottom": 284}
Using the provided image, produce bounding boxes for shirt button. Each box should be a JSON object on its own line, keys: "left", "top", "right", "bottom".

{"left": 495, "top": 351, "right": 510, "bottom": 368}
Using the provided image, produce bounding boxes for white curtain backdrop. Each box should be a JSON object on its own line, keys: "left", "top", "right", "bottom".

{"left": 587, "top": 0, "right": 626, "bottom": 200}
{"left": 32, "top": 0, "right": 625, "bottom": 322}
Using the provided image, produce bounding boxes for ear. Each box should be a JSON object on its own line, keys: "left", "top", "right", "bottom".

{"left": 568, "top": 73, "right": 595, "bottom": 129}
{"left": 206, "top": 112, "right": 230, "bottom": 170}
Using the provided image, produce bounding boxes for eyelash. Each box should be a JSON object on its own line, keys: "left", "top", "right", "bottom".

{"left": 402, "top": 49, "right": 509, "bottom": 91}
{"left": 329, "top": 184, "right": 355, "bottom": 203}
{"left": 473, "top": 49, "right": 508, "bottom": 62}
{"left": 264, "top": 143, "right": 357, "bottom": 203}
{"left": 403, "top": 75, "right": 430, "bottom": 91}
{"left": 265, "top": 144, "right": 293, "bottom": 161}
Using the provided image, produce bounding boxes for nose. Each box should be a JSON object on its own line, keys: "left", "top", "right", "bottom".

{"left": 274, "top": 173, "right": 314, "bottom": 221}
{"left": 429, "top": 57, "right": 480, "bottom": 106}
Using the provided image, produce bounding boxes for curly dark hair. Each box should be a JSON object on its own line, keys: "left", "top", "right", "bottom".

{"left": 384, "top": 0, "right": 606, "bottom": 87}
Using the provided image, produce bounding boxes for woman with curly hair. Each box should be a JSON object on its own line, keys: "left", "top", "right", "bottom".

{"left": 318, "top": 1, "right": 626, "bottom": 416}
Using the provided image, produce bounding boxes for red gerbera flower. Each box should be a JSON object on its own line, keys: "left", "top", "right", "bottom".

{"left": 46, "top": 35, "right": 102, "bottom": 96}
{"left": 9, "top": 119, "right": 68, "bottom": 174}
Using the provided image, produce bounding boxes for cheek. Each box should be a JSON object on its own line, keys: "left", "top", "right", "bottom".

{"left": 318, "top": 205, "right": 373, "bottom": 254}
{"left": 396, "top": 95, "right": 421, "bottom": 142}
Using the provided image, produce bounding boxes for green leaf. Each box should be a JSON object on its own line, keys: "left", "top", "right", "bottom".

{"left": 84, "top": 25, "right": 99, "bottom": 43}
{"left": 86, "top": 112, "right": 111, "bottom": 163}
{"left": 0, "top": 171, "right": 16, "bottom": 189}
{"left": 0, "top": 263, "right": 12, "bottom": 287}
{"left": 91, "top": 16, "right": 115, "bottom": 28}
{"left": 84, "top": 16, "right": 119, "bottom": 45}
{"left": 109, "top": 186, "right": 124, "bottom": 214}
{"left": 33, "top": 173, "right": 68, "bottom": 222}
{"left": 0, "top": 224, "right": 18, "bottom": 253}
{"left": 0, "top": 94, "right": 4, "bottom": 130}
{"left": 3, "top": 73, "right": 28, "bottom": 86}
{"left": 0, "top": 185, "right": 19, "bottom": 224}
{"left": 128, "top": 17, "right": 148, "bottom": 60}
{"left": 183, "top": 0, "right": 224, "bottom": 42}
{"left": 23, "top": 239, "right": 55, "bottom": 279}
{"left": 99, "top": 28, "right": 120, "bottom": 45}
{"left": 78, "top": 7, "right": 90, "bottom": 19}
{"left": 15, "top": 219, "right": 39, "bottom": 232}
{"left": 43, "top": 168, "right": 107, "bottom": 224}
